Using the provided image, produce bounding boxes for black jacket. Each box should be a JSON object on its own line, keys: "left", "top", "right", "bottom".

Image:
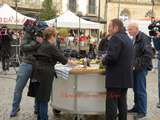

{"left": 133, "top": 31, "right": 153, "bottom": 71}
{"left": 153, "top": 37, "right": 160, "bottom": 59}
{"left": 0, "top": 34, "right": 12, "bottom": 57}
{"left": 28, "top": 40, "right": 68, "bottom": 102}
{"left": 98, "top": 36, "right": 109, "bottom": 52}
{"left": 102, "top": 32, "right": 134, "bottom": 88}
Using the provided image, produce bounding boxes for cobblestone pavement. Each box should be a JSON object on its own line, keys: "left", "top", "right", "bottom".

{"left": 0, "top": 67, "right": 160, "bottom": 120}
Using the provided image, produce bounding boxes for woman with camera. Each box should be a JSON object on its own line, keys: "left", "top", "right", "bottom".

{"left": 0, "top": 26, "right": 12, "bottom": 74}
{"left": 28, "top": 27, "right": 74, "bottom": 120}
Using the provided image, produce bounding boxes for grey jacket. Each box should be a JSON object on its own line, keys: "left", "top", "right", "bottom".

{"left": 133, "top": 31, "right": 153, "bottom": 71}
{"left": 21, "top": 32, "right": 40, "bottom": 64}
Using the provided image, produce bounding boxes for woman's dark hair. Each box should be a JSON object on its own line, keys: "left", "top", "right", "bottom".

{"left": 111, "top": 18, "right": 125, "bottom": 32}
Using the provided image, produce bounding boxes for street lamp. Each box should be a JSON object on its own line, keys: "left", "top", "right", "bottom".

{"left": 55, "top": 18, "right": 57, "bottom": 28}
{"left": 14, "top": 0, "right": 21, "bottom": 66}
{"left": 98, "top": 0, "right": 100, "bottom": 22}
{"left": 97, "top": 0, "right": 100, "bottom": 43}
{"left": 117, "top": 0, "right": 121, "bottom": 18}
{"left": 14, "top": 0, "right": 19, "bottom": 29}
{"left": 77, "top": 11, "right": 82, "bottom": 52}
{"left": 151, "top": 0, "right": 155, "bottom": 21}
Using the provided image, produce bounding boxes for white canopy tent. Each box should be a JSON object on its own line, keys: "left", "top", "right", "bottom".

{"left": 46, "top": 10, "right": 100, "bottom": 29}
{"left": 0, "top": 4, "right": 34, "bottom": 25}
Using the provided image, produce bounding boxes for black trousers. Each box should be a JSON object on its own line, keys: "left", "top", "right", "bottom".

{"left": 1, "top": 56, "right": 10, "bottom": 71}
{"left": 106, "top": 88, "right": 128, "bottom": 120}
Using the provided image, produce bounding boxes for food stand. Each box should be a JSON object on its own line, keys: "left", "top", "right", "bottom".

{"left": 51, "top": 64, "right": 106, "bottom": 120}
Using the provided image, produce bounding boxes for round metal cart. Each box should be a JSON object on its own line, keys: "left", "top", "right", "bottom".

{"left": 51, "top": 65, "right": 106, "bottom": 120}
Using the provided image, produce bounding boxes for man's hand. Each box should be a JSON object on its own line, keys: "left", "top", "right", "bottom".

{"left": 30, "top": 40, "right": 38, "bottom": 46}
{"left": 67, "top": 59, "right": 78, "bottom": 66}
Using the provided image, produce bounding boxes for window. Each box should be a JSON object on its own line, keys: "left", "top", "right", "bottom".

{"left": 120, "top": 8, "right": 130, "bottom": 22}
{"left": 155, "top": 0, "right": 160, "bottom": 4}
{"left": 88, "top": 0, "right": 96, "bottom": 14}
{"left": 145, "top": 10, "right": 155, "bottom": 17}
{"left": 68, "top": 0, "right": 77, "bottom": 12}
{"left": 25, "top": 0, "right": 37, "bottom": 4}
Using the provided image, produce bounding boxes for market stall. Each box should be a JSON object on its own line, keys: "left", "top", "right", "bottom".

{"left": 51, "top": 64, "right": 106, "bottom": 120}
{"left": 46, "top": 10, "right": 100, "bottom": 29}
{"left": 0, "top": 4, "right": 34, "bottom": 25}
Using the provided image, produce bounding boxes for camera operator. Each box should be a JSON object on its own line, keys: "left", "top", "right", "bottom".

{"left": 10, "top": 20, "right": 48, "bottom": 117}
{"left": 152, "top": 30, "right": 160, "bottom": 108}
{"left": 0, "top": 26, "right": 12, "bottom": 74}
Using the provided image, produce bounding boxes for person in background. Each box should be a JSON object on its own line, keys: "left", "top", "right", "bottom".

{"left": 10, "top": 20, "right": 48, "bottom": 117}
{"left": 28, "top": 27, "right": 74, "bottom": 120}
{"left": 127, "top": 23, "right": 153, "bottom": 119}
{"left": 0, "top": 25, "right": 12, "bottom": 74}
{"left": 56, "top": 33, "right": 61, "bottom": 49}
{"left": 79, "top": 33, "right": 88, "bottom": 58}
{"left": 98, "top": 33, "right": 110, "bottom": 52}
{"left": 152, "top": 31, "right": 160, "bottom": 108}
{"left": 102, "top": 18, "right": 134, "bottom": 120}
{"left": 67, "top": 33, "right": 75, "bottom": 49}
{"left": 87, "top": 44, "right": 96, "bottom": 59}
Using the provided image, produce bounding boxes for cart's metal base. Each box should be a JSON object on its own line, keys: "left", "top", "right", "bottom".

{"left": 52, "top": 108, "right": 137, "bottom": 120}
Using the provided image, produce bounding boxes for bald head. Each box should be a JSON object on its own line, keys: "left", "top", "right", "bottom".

{"left": 128, "top": 22, "right": 139, "bottom": 37}
{"left": 128, "top": 22, "right": 139, "bottom": 29}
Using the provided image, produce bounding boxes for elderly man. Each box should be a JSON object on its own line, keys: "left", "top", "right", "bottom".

{"left": 102, "top": 18, "right": 134, "bottom": 120}
{"left": 127, "top": 23, "right": 153, "bottom": 119}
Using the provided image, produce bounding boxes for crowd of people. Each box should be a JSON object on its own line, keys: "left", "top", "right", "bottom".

{"left": 0, "top": 26, "right": 24, "bottom": 74}
{"left": 0, "top": 17, "right": 159, "bottom": 120}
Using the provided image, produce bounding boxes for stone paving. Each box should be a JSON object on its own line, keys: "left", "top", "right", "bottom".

{"left": 0, "top": 67, "right": 160, "bottom": 120}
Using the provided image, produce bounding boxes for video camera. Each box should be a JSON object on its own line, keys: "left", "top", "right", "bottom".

{"left": 23, "top": 19, "right": 36, "bottom": 36}
{"left": 23, "top": 19, "right": 48, "bottom": 40}
{"left": 148, "top": 20, "right": 160, "bottom": 36}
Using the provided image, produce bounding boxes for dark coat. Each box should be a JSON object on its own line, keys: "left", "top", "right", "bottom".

{"left": 98, "top": 36, "right": 109, "bottom": 52}
{"left": 0, "top": 34, "right": 12, "bottom": 57}
{"left": 102, "top": 32, "right": 134, "bottom": 88}
{"left": 28, "top": 40, "right": 68, "bottom": 102}
{"left": 133, "top": 32, "right": 153, "bottom": 71}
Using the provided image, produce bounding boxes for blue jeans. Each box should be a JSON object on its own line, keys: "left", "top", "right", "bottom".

{"left": 133, "top": 69, "right": 148, "bottom": 114}
{"left": 12, "top": 63, "right": 33, "bottom": 111}
{"left": 158, "top": 60, "right": 160, "bottom": 100}
{"left": 37, "top": 100, "right": 48, "bottom": 120}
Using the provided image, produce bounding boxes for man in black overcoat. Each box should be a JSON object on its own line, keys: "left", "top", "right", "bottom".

{"left": 102, "top": 18, "right": 134, "bottom": 120}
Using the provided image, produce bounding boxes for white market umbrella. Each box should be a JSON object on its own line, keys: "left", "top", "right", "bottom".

{"left": 46, "top": 10, "right": 100, "bottom": 29}
{"left": 0, "top": 4, "right": 34, "bottom": 25}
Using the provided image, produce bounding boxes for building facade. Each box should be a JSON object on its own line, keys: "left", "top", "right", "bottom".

{"left": 52, "top": 0, "right": 106, "bottom": 22}
{"left": 51, "top": 0, "right": 160, "bottom": 32}
{"left": 1, "top": 0, "right": 160, "bottom": 31}
{"left": 107, "top": 0, "right": 160, "bottom": 23}
{"left": 0, "top": 0, "right": 43, "bottom": 17}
